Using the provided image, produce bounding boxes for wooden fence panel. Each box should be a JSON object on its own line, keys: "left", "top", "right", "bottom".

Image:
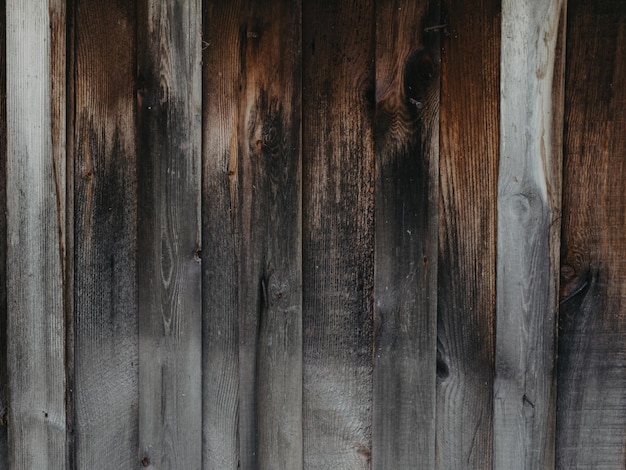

{"left": 72, "top": 1, "right": 139, "bottom": 467}
{"left": 436, "top": 0, "right": 500, "bottom": 467}
{"left": 557, "top": 1, "right": 626, "bottom": 467}
{"left": 495, "top": 0, "right": 566, "bottom": 468}
{"left": 136, "top": 1, "right": 203, "bottom": 468}
{"left": 302, "top": 1, "right": 375, "bottom": 468}
{"left": 6, "top": 1, "right": 67, "bottom": 467}
{"left": 0, "top": 0, "right": 7, "bottom": 466}
{"left": 203, "top": 0, "right": 302, "bottom": 468}
{"left": 372, "top": 1, "right": 439, "bottom": 467}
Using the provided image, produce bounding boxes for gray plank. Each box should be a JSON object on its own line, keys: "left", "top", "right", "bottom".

{"left": 136, "top": 0, "right": 203, "bottom": 468}
{"left": 495, "top": 0, "right": 566, "bottom": 467}
{"left": 0, "top": 1, "right": 7, "bottom": 466}
{"left": 302, "top": 1, "right": 375, "bottom": 468}
{"left": 6, "top": 1, "right": 67, "bottom": 467}
{"left": 372, "top": 1, "right": 439, "bottom": 468}
{"left": 72, "top": 1, "right": 139, "bottom": 467}
{"left": 557, "top": 1, "right": 626, "bottom": 467}
{"left": 435, "top": 0, "right": 499, "bottom": 467}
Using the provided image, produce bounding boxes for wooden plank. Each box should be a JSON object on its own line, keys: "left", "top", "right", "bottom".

{"left": 72, "top": 1, "right": 139, "bottom": 467}
{"left": 136, "top": 0, "right": 203, "bottom": 468}
{"left": 556, "top": 1, "right": 626, "bottom": 467}
{"left": 6, "top": 1, "right": 67, "bottom": 467}
{"left": 201, "top": 1, "right": 241, "bottom": 468}
{"left": 204, "top": 1, "right": 302, "bottom": 467}
{"left": 0, "top": 1, "right": 7, "bottom": 466}
{"left": 495, "top": 0, "right": 566, "bottom": 467}
{"left": 302, "top": 1, "right": 375, "bottom": 468}
{"left": 435, "top": 0, "right": 499, "bottom": 467}
{"left": 372, "top": 1, "right": 439, "bottom": 468}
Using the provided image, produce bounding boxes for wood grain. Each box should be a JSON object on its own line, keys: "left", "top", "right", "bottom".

{"left": 302, "top": 2, "right": 375, "bottom": 468}
{"left": 436, "top": 0, "right": 499, "bottom": 467}
{"left": 202, "top": 1, "right": 241, "bottom": 468}
{"left": 6, "top": 1, "right": 67, "bottom": 467}
{"left": 136, "top": 1, "right": 203, "bottom": 468}
{"left": 495, "top": 0, "right": 566, "bottom": 467}
{"left": 372, "top": 1, "right": 439, "bottom": 468}
{"left": 73, "top": 1, "right": 139, "bottom": 467}
{"left": 0, "top": 1, "right": 7, "bottom": 466}
{"left": 556, "top": 1, "right": 626, "bottom": 467}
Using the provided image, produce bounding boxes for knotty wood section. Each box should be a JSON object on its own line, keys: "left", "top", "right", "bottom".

{"left": 136, "top": 1, "right": 203, "bottom": 467}
{"left": 495, "top": 0, "right": 566, "bottom": 467}
{"left": 436, "top": 0, "right": 499, "bottom": 467}
{"left": 0, "top": 1, "right": 7, "bottom": 466}
{"left": 204, "top": 0, "right": 302, "bottom": 468}
{"left": 557, "top": 1, "right": 626, "bottom": 467}
{"left": 372, "top": 1, "right": 439, "bottom": 467}
{"left": 302, "top": 2, "right": 375, "bottom": 468}
{"left": 6, "top": 1, "right": 67, "bottom": 467}
{"left": 73, "top": 1, "right": 138, "bottom": 467}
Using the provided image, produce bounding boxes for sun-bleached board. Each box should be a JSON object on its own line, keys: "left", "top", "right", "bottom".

{"left": 372, "top": 0, "right": 439, "bottom": 467}
{"left": 6, "top": 0, "right": 67, "bottom": 467}
{"left": 495, "top": 0, "right": 566, "bottom": 467}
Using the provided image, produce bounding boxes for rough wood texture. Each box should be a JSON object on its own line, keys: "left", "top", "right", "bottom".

{"left": 136, "top": 1, "right": 203, "bottom": 468}
{"left": 436, "top": 0, "right": 499, "bottom": 467}
{"left": 302, "top": 2, "right": 375, "bottom": 468}
{"left": 202, "top": 1, "right": 241, "bottom": 468}
{"left": 73, "top": 1, "right": 139, "bottom": 467}
{"left": 204, "top": 2, "right": 302, "bottom": 468}
{"left": 556, "top": 1, "right": 626, "bottom": 467}
{"left": 372, "top": 1, "right": 439, "bottom": 468}
{"left": 6, "top": 1, "right": 67, "bottom": 467}
{"left": 495, "top": 0, "right": 566, "bottom": 468}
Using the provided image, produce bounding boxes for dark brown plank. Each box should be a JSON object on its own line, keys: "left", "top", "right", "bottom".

{"left": 6, "top": 1, "right": 67, "bottom": 467}
{"left": 372, "top": 1, "right": 439, "bottom": 468}
{"left": 495, "top": 0, "right": 566, "bottom": 467}
{"left": 435, "top": 0, "right": 499, "bottom": 467}
{"left": 73, "top": 1, "right": 139, "bottom": 467}
{"left": 0, "top": 1, "right": 7, "bottom": 466}
{"left": 302, "top": 1, "right": 375, "bottom": 468}
{"left": 202, "top": 1, "right": 241, "bottom": 468}
{"left": 557, "top": 1, "right": 626, "bottom": 467}
{"left": 135, "top": 1, "right": 203, "bottom": 467}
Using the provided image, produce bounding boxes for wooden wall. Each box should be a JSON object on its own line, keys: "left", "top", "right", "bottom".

{"left": 0, "top": 0, "right": 625, "bottom": 469}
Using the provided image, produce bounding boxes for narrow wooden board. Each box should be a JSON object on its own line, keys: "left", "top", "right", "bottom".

{"left": 436, "top": 0, "right": 499, "bottom": 467}
{"left": 202, "top": 1, "right": 242, "bottom": 468}
{"left": 6, "top": 1, "right": 67, "bottom": 467}
{"left": 136, "top": 1, "right": 203, "bottom": 467}
{"left": 556, "top": 1, "right": 626, "bottom": 467}
{"left": 302, "top": 2, "right": 375, "bottom": 468}
{"left": 372, "top": 1, "right": 439, "bottom": 468}
{"left": 495, "top": 0, "right": 566, "bottom": 467}
{"left": 72, "top": 1, "right": 139, "bottom": 467}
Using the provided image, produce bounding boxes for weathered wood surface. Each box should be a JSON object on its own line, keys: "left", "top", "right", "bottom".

{"left": 0, "top": 1, "right": 7, "bottom": 466}
{"left": 73, "top": 1, "right": 138, "bottom": 467}
{"left": 203, "top": 1, "right": 302, "bottom": 468}
{"left": 6, "top": 1, "right": 67, "bottom": 467}
{"left": 556, "top": 1, "right": 626, "bottom": 467}
{"left": 302, "top": 1, "right": 375, "bottom": 468}
{"left": 436, "top": 0, "right": 499, "bottom": 467}
{"left": 495, "top": 0, "right": 566, "bottom": 468}
{"left": 372, "top": 1, "right": 439, "bottom": 468}
{"left": 136, "top": 1, "right": 203, "bottom": 468}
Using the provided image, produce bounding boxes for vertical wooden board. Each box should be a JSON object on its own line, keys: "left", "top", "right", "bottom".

{"left": 202, "top": 1, "right": 241, "bottom": 468}
{"left": 372, "top": 1, "right": 439, "bottom": 468}
{"left": 73, "top": 1, "right": 139, "bottom": 467}
{"left": 0, "top": 1, "right": 7, "bottom": 466}
{"left": 6, "top": 0, "right": 67, "bottom": 467}
{"left": 495, "top": 0, "right": 566, "bottom": 468}
{"left": 436, "top": 0, "right": 499, "bottom": 467}
{"left": 557, "top": 1, "right": 626, "bottom": 467}
{"left": 136, "top": 0, "right": 202, "bottom": 468}
{"left": 302, "top": 1, "right": 375, "bottom": 468}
